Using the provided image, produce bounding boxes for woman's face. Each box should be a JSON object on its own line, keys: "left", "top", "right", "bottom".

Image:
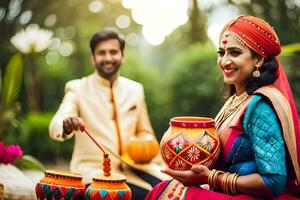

{"left": 217, "top": 33, "right": 260, "bottom": 94}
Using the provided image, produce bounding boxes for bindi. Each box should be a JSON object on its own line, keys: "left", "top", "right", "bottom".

{"left": 221, "top": 31, "right": 230, "bottom": 47}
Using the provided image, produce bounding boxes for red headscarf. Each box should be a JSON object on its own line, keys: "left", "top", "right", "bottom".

{"left": 220, "top": 15, "right": 300, "bottom": 184}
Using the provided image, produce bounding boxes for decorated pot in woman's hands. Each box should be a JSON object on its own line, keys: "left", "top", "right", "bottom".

{"left": 160, "top": 117, "right": 220, "bottom": 170}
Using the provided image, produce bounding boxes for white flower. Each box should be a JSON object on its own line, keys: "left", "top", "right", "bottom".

{"left": 185, "top": 146, "right": 200, "bottom": 162}
{"left": 173, "top": 159, "right": 187, "bottom": 170}
{"left": 170, "top": 134, "right": 188, "bottom": 153}
{"left": 10, "top": 24, "right": 53, "bottom": 54}
{"left": 198, "top": 134, "right": 215, "bottom": 152}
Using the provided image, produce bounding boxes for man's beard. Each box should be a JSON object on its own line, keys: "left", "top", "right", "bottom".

{"left": 95, "top": 61, "right": 121, "bottom": 79}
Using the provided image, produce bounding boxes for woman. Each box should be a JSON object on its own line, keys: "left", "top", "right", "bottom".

{"left": 146, "top": 15, "right": 300, "bottom": 199}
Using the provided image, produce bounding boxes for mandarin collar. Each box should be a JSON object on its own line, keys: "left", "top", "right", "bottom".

{"left": 91, "top": 71, "right": 119, "bottom": 88}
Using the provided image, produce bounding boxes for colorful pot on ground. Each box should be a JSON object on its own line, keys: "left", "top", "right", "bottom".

{"left": 85, "top": 174, "right": 131, "bottom": 200}
{"left": 35, "top": 170, "right": 85, "bottom": 200}
{"left": 160, "top": 117, "right": 220, "bottom": 170}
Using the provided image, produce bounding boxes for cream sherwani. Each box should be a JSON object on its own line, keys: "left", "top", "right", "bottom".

{"left": 49, "top": 72, "right": 165, "bottom": 189}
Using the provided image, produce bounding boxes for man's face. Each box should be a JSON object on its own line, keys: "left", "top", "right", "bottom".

{"left": 92, "top": 39, "right": 124, "bottom": 80}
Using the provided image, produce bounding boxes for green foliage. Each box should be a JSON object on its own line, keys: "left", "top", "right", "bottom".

{"left": 14, "top": 155, "right": 46, "bottom": 171}
{"left": 282, "top": 43, "right": 300, "bottom": 55}
{"left": 0, "top": 54, "right": 23, "bottom": 134}
{"left": 279, "top": 52, "right": 300, "bottom": 113}
{"left": 166, "top": 42, "right": 222, "bottom": 118}
{"left": 120, "top": 50, "right": 170, "bottom": 138}
{"left": 18, "top": 112, "right": 73, "bottom": 163}
{"left": 1, "top": 54, "right": 23, "bottom": 109}
{"left": 38, "top": 57, "right": 77, "bottom": 111}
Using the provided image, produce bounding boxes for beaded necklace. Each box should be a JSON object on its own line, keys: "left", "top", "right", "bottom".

{"left": 216, "top": 92, "right": 249, "bottom": 129}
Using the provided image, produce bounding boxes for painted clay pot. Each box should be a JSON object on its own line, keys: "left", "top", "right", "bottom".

{"left": 35, "top": 170, "right": 85, "bottom": 200}
{"left": 127, "top": 134, "right": 159, "bottom": 164}
{"left": 160, "top": 117, "right": 220, "bottom": 170}
{"left": 85, "top": 174, "right": 131, "bottom": 200}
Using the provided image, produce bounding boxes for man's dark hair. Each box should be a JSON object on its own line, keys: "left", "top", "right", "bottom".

{"left": 89, "top": 27, "right": 125, "bottom": 54}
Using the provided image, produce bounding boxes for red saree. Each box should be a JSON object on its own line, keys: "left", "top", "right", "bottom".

{"left": 145, "top": 86, "right": 300, "bottom": 200}
{"left": 146, "top": 179, "right": 299, "bottom": 200}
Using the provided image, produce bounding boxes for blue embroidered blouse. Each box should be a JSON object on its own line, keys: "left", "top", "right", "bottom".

{"left": 224, "top": 94, "right": 287, "bottom": 196}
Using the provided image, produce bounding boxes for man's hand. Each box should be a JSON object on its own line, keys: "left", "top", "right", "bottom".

{"left": 161, "top": 165, "right": 211, "bottom": 187}
{"left": 63, "top": 117, "right": 84, "bottom": 135}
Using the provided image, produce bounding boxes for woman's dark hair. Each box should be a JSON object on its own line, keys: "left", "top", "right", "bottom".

{"left": 224, "top": 49, "right": 278, "bottom": 98}
{"left": 89, "top": 27, "right": 125, "bottom": 54}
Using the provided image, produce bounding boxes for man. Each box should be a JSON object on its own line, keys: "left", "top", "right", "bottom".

{"left": 49, "top": 27, "right": 166, "bottom": 199}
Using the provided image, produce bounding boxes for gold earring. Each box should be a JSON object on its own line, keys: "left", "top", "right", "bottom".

{"left": 253, "top": 65, "right": 261, "bottom": 78}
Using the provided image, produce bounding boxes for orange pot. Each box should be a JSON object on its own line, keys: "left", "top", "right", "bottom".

{"left": 127, "top": 134, "right": 159, "bottom": 164}
{"left": 160, "top": 117, "right": 220, "bottom": 170}
{"left": 35, "top": 170, "right": 85, "bottom": 200}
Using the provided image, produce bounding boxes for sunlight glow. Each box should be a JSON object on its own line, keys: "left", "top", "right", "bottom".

{"left": 59, "top": 41, "right": 74, "bottom": 57}
{"left": 89, "top": 1, "right": 103, "bottom": 13}
{"left": 19, "top": 10, "right": 32, "bottom": 25}
{"left": 122, "top": 0, "right": 189, "bottom": 45}
{"left": 44, "top": 14, "right": 57, "bottom": 27}
{"left": 126, "top": 32, "right": 139, "bottom": 46}
{"left": 115, "top": 15, "right": 131, "bottom": 29}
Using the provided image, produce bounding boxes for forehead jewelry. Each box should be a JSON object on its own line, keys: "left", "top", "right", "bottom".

{"left": 221, "top": 31, "right": 230, "bottom": 47}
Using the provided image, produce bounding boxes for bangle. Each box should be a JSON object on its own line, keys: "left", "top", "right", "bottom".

{"left": 208, "top": 169, "right": 216, "bottom": 188}
{"left": 221, "top": 172, "right": 230, "bottom": 194}
{"left": 207, "top": 170, "right": 225, "bottom": 190}
{"left": 220, "top": 172, "right": 239, "bottom": 195}
{"left": 232, "top": 173, "right": 239, "bottom": 194}
{"left": 212, "top": 170, "right": 224, "bottom": 189}
{"left": 227, "top": 173, "right": 235, "bottom": 194}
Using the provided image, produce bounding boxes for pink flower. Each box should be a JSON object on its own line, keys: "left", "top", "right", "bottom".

{"left": 0, "top": 141, "right": 23, "bottom": 164}
{"left": 6, "top": 145, "right": 23, "bottom": 158}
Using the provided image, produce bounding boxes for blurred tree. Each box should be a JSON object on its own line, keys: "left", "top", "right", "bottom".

{"left": 166, "top": 42, "right": 222, "bottom": 123}
{"left": 120, "top": 49, "right": 170, "bottom": 138}
{"left": 280, "top": 45, "right": 300, "bottom": 113}
{"left": 145, "top": 0, "right": 209, "bottom": 71}
{"left": 188, "top": 0, "right": 208, "bottom": 43}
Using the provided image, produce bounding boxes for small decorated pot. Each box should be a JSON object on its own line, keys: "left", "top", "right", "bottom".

{"left": 85, "top": 174, "right": 131, "bottom": 200}
{"left": 127, "top": 134, "right": 159, "bottom": 164}
{"left": 85, "top": 153, "right": 131, "bottom": 200}
{"left": 35, "top": 170, "right": 85, "bottom": 200}
{"left": 160, "top": 117, "right": 220, "bottom": 170}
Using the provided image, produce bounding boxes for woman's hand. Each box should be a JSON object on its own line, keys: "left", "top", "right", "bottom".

{"left": 161, "top": 165, "right": 211, "bottom": 187}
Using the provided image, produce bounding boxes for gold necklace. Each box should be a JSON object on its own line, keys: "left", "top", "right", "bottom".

{"left": 216, "top": 92, "right": 249, "bottom": 128}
